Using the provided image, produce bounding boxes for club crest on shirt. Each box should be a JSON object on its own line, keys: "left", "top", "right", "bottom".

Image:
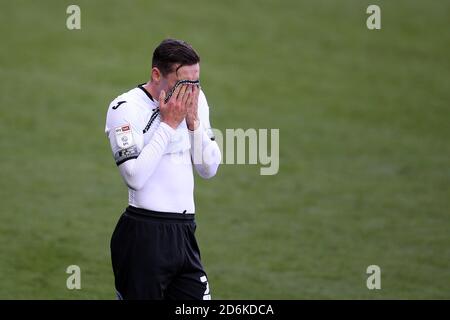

{"left": 115, "top": 124, "right": 134, "bottom": 149}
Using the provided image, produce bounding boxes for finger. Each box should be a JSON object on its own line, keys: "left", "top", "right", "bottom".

{"left": 185, "top": 89, "right": 193, "bottom": 107}
{"left": 169, "top": 82, "right": 182, "bottom": 102}
{"left": 159, "top": 90, "right": 166, "bottom": 106}
{"left": 176, "top": 84, "right": 188, "bottom": 101}
{"left": 193, "top": 85, "right": 199, "bottom": 98}
{"left": 179, "top": 98, "right": 188, "bottom": 116}
{"left": 189, "top": 85, "right": 197, "bottom": 98}
{"left": 182, "top": 88, "right": 191, "bottom": 106}
{"left": 190, "top": 86, "right": 199, "bottom": 108}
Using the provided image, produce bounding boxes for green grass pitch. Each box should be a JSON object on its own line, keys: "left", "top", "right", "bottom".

{"left": 0, "top": 0, "right": 448, "bottom": 299}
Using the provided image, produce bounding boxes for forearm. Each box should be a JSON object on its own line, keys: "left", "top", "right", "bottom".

{"left": 119, "top": 122, "right": 175, "bottom": 190}
{"left": 189, "top": 123, "right": 221, "bottom": 179}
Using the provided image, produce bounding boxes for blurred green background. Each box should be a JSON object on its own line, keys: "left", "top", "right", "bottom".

{"left": 0, "top": 0, "right": 449, "bottom": 299}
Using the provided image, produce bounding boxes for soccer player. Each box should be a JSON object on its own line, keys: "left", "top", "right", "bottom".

{"left": 104, "top": 39, "right": 221, "bottom": 300}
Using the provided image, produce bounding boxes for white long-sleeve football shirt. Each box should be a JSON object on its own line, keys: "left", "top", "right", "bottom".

{"left": 105, "top": 84, "right": 221, "bottom": 214}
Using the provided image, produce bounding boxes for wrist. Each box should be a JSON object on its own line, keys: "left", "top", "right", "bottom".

{"left": 162, "top": 119, "right": 179, "bottom": 130}
{"left": 187, "top": 118, "right": 200, "bottom": 131}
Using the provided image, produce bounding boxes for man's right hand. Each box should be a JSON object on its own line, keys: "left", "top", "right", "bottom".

{"left": 159, "top": 84, "right": 192, "bottom": 129}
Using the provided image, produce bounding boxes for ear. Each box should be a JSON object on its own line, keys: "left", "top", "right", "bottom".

{"left": 151, "top": 67, "right": 161, "bottom": 83}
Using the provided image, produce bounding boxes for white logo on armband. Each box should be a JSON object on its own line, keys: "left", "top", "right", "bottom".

{"left": 115, "top": 124, "right": 134, "bottom": 149}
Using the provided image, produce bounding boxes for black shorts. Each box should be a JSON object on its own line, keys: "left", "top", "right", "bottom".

{"left": 110, "top": 206, "right": 211, "bottom": 300}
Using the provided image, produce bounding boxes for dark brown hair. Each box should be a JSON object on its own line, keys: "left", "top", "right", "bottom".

{"left": 152, "top": 39, "right": 200, "bottom": 76}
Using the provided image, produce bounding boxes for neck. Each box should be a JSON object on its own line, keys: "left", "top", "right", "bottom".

{"left": 143, "top": 81, "right": 159, "bottom": 102}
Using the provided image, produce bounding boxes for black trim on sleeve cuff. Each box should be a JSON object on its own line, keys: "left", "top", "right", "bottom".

{"left": 116, "top": 156, "right": 138, "bottom": 166}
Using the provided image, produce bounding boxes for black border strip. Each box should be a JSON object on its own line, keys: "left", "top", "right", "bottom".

{"left": 116, "top": 156, "right": 138, "bottom": 166}
{"left": 143, "top": 109, "right": 160, "bottom": 134}
{"left": 137, "top": 83, "right": 154, "bottom": 102}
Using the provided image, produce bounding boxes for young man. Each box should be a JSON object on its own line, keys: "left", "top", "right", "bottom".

{"left": 104, "top": 39, "right": 221, "bottom": 300}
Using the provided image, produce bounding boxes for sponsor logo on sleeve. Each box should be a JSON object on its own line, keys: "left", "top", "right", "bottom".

{"left": 115, "top": 124, "right": 134, "bottom": 149}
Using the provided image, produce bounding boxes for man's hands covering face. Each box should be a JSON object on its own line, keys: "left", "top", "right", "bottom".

{"left": 159, "top": 84, "right": 192, "bottom": 129}
{"left": 159, "top": 81, "right": 200, "bottom": 130}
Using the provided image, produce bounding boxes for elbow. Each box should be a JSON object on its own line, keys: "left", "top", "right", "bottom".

{"left": 199, "top": 146, "right": 221, "bottom": 179}
{"left": 197, "top": 163, "right": 220, "bottom": 179}
{"left": 198, "top": 170, "right": 217, "bottom": 179}
{"left": 123, "top": 176, "right": 145, "bottom": 191}
{"left": 119, "top": 162, "right": 146, "bottom": 190}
